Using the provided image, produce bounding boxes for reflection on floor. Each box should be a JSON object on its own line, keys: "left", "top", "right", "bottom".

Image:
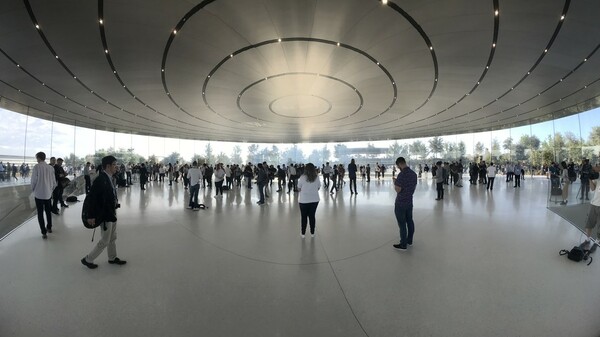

{"left": 1, "top": 176, "right": 599, "bottom": 336}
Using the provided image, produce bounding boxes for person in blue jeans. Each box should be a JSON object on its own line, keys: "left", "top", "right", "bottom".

{"left": 393, "top": 157, "right": 418, "bottom": 250}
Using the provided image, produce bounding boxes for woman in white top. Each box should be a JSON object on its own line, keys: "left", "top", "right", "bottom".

{"left": 214, "top": 163, "right": 226, "bottom": 197}
{"left": 486, "top": 162, "right": 496, "bottom": 190}
{"left": 297, "top": 163, "right": 321, "bottom": 238}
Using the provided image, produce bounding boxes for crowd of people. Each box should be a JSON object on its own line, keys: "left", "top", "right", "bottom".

{"left": 25, "top": 151, "right": 600, "bottom": 268}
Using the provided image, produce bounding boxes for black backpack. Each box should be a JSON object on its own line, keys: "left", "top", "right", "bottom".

{"left": 567, "top": 167, "right": 576, "bottom": 182}
{"left": 560, "top": 246, "right": 592, "bottom": 265}
{"left": 81, "top": 193, "right": 101, "bottom": 229}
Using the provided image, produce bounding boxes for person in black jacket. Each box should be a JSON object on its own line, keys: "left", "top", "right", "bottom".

{"left": 81, "top": 156, "right": 127, "bottom": 269}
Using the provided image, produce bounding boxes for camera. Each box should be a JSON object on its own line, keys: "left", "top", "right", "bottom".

{"left": 116, "top": 203, "right": 121, "bottom": 209}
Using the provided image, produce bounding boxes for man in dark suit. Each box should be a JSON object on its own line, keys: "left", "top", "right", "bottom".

{"left": 81, "top": 156, "right": 127, "bottom": 269}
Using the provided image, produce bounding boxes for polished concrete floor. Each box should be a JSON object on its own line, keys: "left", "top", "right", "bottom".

{"left": 1, "top": 175, "right": 599, "bottom": 337}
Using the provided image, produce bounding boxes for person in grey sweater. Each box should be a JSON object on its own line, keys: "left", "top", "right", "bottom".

{"left": 435, "top": 161, "right": 444, "bottom": 200}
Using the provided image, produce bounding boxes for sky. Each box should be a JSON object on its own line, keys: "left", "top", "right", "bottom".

{"left": 0, "top": 106, "right": 598, "bottom": 162}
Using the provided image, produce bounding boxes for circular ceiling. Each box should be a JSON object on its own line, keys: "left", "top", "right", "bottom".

{"left": 0, "top": 0, "right": 599, "bottom": 143}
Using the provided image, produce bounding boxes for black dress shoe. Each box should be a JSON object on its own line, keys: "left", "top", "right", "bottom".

{"left": 108, "top": 257, "right": 127, "bottom": 265}
{"left": 81, "top": 258, "right": 98, "bottom": 269}
{"left": 61, "top": 204, "right": 69, "bottom": 208}
{"left": 51, "top": 210, "right": 59, "bottom": 215}
{"left": 47, "top": 228, "right": 52, "bottom": 233}
{"left": 42, "top": 234, "right": 47, "bottom": 239}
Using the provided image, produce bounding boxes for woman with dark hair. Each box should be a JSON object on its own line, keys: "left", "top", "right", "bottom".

{"left": 297, "top": 163, "right": 321, "bottom": 238}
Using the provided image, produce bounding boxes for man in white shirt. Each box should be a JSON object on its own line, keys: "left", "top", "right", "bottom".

{"left": 323, "top": 162, "right": 332, "bottom": 188}
{"left": 287, "top": 164, "right": 297, "bottom": 193}
{"left": 486, "top": 163, "right": 497, "bottom": 190}
{"left": 187, "top": 161, "right": 203, "bottom": 210}
{"left": 31, "top": 152, "right": 57, "bottom": 239}
{"left": 224, "top": 164, "right": 232, "bottom": 189}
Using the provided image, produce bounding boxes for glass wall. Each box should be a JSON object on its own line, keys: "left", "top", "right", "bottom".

{"left": 1, "top": 106, "right": 599, "bottom": 171}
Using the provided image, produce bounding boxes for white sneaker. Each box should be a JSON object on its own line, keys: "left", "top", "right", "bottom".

{"left": 301, "top": 234, "right": 305, "bottom": 239}
{"left": 311, "top": 233, "right": 315, "bottom": 238}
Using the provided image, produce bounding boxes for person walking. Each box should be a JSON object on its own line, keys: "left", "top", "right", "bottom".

{"left": 31, "top": 152, "right": 57, "bottom": 239}
{"left": 297, "top": 163, "right": 321, "bottom": 238}
{"left": 81, "top": 156, "right": 127, "bottom": 269}
{"left": 486, "top": 162, "right": 496, "bottom": 190}
{"left": 393, "top": 157, "right": 417, "bottom": 250}
{"left": 348, "top": 158, "right": 358, "bottom": 195}
{"left": 83, "top": 162, "right": 92, "bottom": 194}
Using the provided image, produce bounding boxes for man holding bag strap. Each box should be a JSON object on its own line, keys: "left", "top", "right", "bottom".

{"left": 81, "top": 156, "right": 127, "bottom": 269}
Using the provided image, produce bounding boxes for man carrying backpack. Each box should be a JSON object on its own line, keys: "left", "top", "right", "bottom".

{"left": 81, "top": 156, "right": 127, "bottom": 269}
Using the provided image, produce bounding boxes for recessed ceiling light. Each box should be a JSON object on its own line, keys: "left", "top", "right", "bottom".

{"left": 55, "top": 55, "right": 58, "bottom": 59}
{"left": 173, "top": 30, "right": 177, "bottom": 34}
{"left": 278, "top": 38, "right": 281, "bottom": 42}
{"left": 99, "top": 19, "right": 103, "bottom": 24}
{"left": 382, "top": 0, "right": 388, "bottom": 4}
{"left": 492, "top": 43, "right": 496, "bottom": 47}
{"left": 105, "top": 49, "right": 109, "bottom": 54}
{"left": 561, "top": 15, "right": 565, "bottom": 20}
{"left": 337, "top": 42, "right": 340, "bottom": 46}
{"left": 35, "top": 24, "right": 39, "bottom": 29}
{"left": 544, "top": 49, "right": 548, "bottom": 53}
{"left": 429, "top": 46, "right": 433, "bottom": 50}
{"left": 495, "top": 10, "right": 499, "bottom": 16}
{"left": 230, "top": 54, "right": 233, "bottom": 58}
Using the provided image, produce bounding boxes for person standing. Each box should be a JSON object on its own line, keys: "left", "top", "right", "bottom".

{"left": 486, "top": 162, "right": 496, "bottom": 190}
{"left": 187, "top": 161, "right": 202, "bottom": 210}
{"left": 139, "top": 163, "right": 148, "bottom": 190}
{"left": 435, "top": 161, "right": 444, "bottom": 200}
{"left": 52, "top": 158, "right": 69, "bottom": 213}
{"left": 348, "top": 158, "right": 358, "bottom": 195}
{"left": 256, "top": 163, "right": 268, "bottom": 205}
{"left": 580, "top": 159, "right": 592, "bottom": 200}
{"left": 393, "top": 157, "right": 417, "bottom": 250}
{"left": 31, "top": 152, "right": 57, "bottom": 239}
{"left": 584, "top": 175, "right": 600, "bottom": 244}
{"left": 287, "top": 164, "right": 297, "bottom": 193}
{"left": 560, "top": 161, "right": 569, "bottom": 205}
{"left": 83, "top": 162, "right": 92, "bottom": 194}
{"left": 366, "top": 164, "right": 371, "bottom": 182}
{"left": 214, "top": 163, "right": 225, "bottom": 198}
{"left": 513, "top": 162, "right": 522, "bottom": 188}
{"left": 125, "top": 163, "right": 132, "bottom": 186}
{"left": 276, "top": 165, "right": 286, "bottom": 192}
{"left": 81, "top": 156, "right": 127, "bottom": 269}
{"left": 297, "top": 163, "right": 321, "bottom": 238}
